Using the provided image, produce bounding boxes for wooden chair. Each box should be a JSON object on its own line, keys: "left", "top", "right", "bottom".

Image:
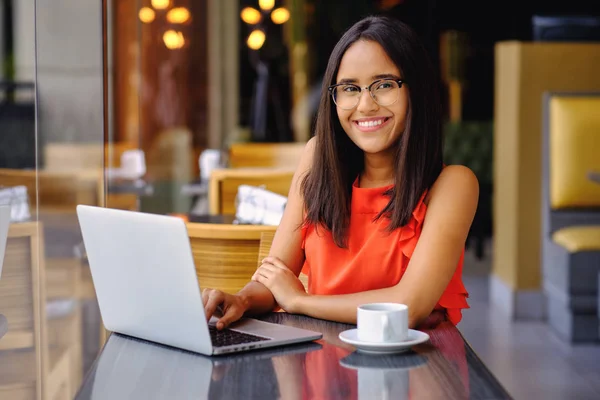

{"left": 185, "top": 222, "right": 278, "bottom": 294}
{"left": 44, "top": 142, "right": 140, "bottom": 211}
{"left": 258, "top": 231, "right": 309, "bottom": 290}
{"left": 228, "top": 142, "right": 306, "bottom": 169}
{"left": 208, "top": 168, "right": 295, "bottom": 215}
{"left": 0, "top": 222, "right": 72, "bottom": 400}
{"left": 0, "top": 168, "right": 98, "bottom": 213}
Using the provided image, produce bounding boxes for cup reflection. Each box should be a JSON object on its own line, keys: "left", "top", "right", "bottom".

{"left": 339, "top": 351, "right": 428, "bottom": 400}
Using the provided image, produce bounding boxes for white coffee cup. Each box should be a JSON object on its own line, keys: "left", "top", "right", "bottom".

{"left": 357, "top": 303, "right": 408, "bottom": 343}
{"left": 199, "top": 149, "right": 221, "bottom": 181}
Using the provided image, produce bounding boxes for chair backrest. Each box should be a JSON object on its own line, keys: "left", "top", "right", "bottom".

{"left": 542, "top": 92, "right": 600, "bottom": 235}
{"left": 44, "top": 143, "right": 103, "bottom": 172}
{"left": 257, "top": 231, "right": 275, "bottom": 263}
{"left": 186, "top": 222, "right": 277, "bottom": 294}
{"left": 228, "top": 142, "right": 306, "bottom": 169}
{"left": 44, "top": 142, "right": 137, "bottom": 172}
{"left": 0, "top": 168, "right": 97, "bottom": 212}
{"left": 208, "top": 168, "right": 295, "bottom": 215}
{"left": 258, "top": 231, "right": 308, "bottom": 291}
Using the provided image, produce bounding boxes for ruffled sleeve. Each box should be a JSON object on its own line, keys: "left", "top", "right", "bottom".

{"left": 436, "top": 251, "right": 470, "bottom": 324}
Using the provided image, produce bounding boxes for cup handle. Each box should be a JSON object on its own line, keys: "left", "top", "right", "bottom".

{"left": 382, "top": 315, "right": 390, "bottom": 341}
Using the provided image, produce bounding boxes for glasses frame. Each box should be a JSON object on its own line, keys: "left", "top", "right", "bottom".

{"left": 327, "top": 78, "right": 405, "bottom": 110}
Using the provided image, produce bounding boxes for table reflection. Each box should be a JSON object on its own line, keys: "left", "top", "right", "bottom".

{"left": 76, "top": 315, "right": 511, "bottom": 400}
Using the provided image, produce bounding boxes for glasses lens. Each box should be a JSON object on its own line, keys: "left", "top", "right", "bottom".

{"left": 371, "top": 80, "right": 400, "bottom": 106}
{"left": 332, "top": 85, "right": 360, "bottom": 110}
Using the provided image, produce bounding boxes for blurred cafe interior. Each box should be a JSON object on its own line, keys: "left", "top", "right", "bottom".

{"left": 1, "top": 0, "right": 600, "bottom": 399}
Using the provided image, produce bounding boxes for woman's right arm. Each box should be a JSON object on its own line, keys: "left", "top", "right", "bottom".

{"left": 203, "top": 137, "right": 316, "bottom": 329}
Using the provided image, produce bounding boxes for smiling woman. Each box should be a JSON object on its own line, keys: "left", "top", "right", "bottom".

{"left": 202, "top": 16, "right": 478, "bottom": 331}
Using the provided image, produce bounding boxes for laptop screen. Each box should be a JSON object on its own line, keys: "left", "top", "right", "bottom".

{"left": 0, "top": 205, "right": 11, "bottom": 279}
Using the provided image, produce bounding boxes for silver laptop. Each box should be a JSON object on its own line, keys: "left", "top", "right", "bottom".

{"left": 0, "top": 205, "right": 11, "bottom": 280}
{"left": 76, "top": 205, "right": 322, "bottom": 355}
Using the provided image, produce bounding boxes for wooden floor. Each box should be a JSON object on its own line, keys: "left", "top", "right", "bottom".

{"left": 459, "top": 243, "right": 600, "bottom": 400}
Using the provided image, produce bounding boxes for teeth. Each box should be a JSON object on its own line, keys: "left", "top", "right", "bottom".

{"left": 358, "top": 119, "right": 385, "bottom": 127}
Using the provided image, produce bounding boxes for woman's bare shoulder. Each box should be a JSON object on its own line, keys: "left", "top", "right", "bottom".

{"left": 425, "top": 165, "right": 479, "bottom": 208}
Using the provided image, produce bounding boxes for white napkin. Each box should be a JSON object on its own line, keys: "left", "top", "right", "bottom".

{"left": 235, "top": 185, "right": 287, "bottom": 225}
{"left": 0, "top": 186, "right": 30, "bottom": 222}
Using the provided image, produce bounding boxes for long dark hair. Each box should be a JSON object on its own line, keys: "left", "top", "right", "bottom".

{"left": 301, "top": 16, "right": 444, "bottom": 248}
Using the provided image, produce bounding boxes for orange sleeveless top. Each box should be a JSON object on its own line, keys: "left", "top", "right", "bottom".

{"left": 301, "top": 179, "right": 469, "bottom": 325}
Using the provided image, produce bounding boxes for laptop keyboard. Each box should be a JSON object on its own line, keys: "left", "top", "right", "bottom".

{"left": 209, "top": 325, "right": 270, "bottom": 348}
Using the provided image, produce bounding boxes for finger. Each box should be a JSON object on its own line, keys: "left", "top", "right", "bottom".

{"left": 256, "top": 264, "right": 278, "bottom": 274}
{"left": 204, "top": 291, "right": 225, "bottom": 321}
{"left": 262, "top": 256, "right": 282, "bottom": 265}
{"left": 201, "top": 288, "right": 212, "bottom": 305}
{"left": 217, "top": 305, "right": 243, "bottom": 330}
{"left": 262, "top": 257, "right": 291, "bottom": 271}
{"left": 251, "top": 269, "right": 269, "bottom": 281}
{"left": 254, "top": 265, "right": 277, "bottom": 281}
{"left": 255, "top": 267, "right": 275, "bottom": 280}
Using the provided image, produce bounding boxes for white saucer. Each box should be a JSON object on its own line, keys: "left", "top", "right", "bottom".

{"left": 338, "top": 329, "right": 430, "bottom": 355}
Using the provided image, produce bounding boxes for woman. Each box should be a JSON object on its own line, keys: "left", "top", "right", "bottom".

{"left": 203, "top": 16, "right": 478, "bottom": 330}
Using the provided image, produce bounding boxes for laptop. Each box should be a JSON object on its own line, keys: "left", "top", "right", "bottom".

{"left": 76, "top": 205, "right": 322, "bottom": 355}
{"left": 0, "top": 205, "right": 11, "bottom": 280}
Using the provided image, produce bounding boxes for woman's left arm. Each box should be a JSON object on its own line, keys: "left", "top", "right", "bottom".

{"left": 254, "top": 166, "right": 479, "bottom": 327}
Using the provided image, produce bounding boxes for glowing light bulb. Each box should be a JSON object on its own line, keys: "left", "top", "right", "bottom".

{"left": 139, "top": 7, "right": 155, "bottom": 23}
{"left": 151, "top": 0, "right": 170, "bottom": 10}
{"left": 247, "top": 30, "right": 266, "bottom": 50}
{"left": 258, "top": 0, "right": 274, "bottom": 11}
{"left": 271, "top": 8, "right": 290, "bottom": 24}
{"left": 163, "top": 30, "right": 185, "bottom": 50}
{"left": 166, "top": 7, "right": 190, "bottom": 24}
{"left": 240, "top": 7, "right": 262, "bottom": 25}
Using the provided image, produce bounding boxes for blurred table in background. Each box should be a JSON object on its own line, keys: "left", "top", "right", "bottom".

{"left": 180, "top": 179, "right": 209, "bottom": 215}
{"left": 186, "top": 214, "right": 236, "bottom": 224}
{"left": 107, "top": 178, "right": 155, "bottom": 212}
{"left": 108, "top": 179, "right": 154, "bottom": 196}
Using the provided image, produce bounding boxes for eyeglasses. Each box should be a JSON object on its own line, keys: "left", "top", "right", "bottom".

{"left": 328, "top": 79, "right": 405, "bottom": 110}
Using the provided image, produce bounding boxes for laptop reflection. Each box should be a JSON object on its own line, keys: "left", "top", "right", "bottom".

{"left": 76, "top": 333, "right": 322, "bottom": 400}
